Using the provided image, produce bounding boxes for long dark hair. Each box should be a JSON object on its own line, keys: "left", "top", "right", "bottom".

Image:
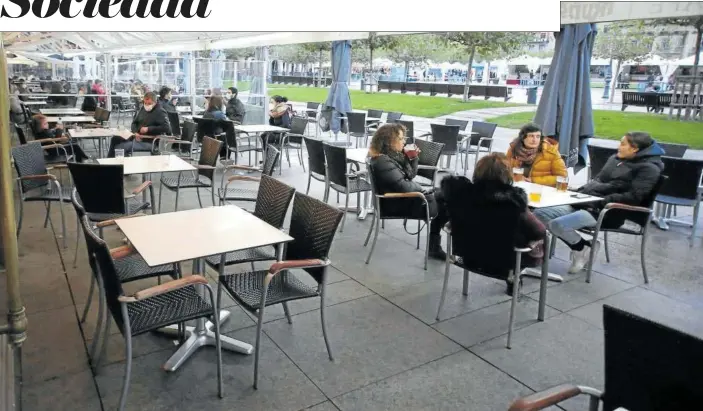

{"left": 512, "top": 123, "right": 544, "bottom": 154}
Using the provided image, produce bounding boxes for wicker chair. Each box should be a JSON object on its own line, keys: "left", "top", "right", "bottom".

{"left": 413, "top": 138, "right": 445, "bottom": 188}
{"left": 207, "top": 174, "right": 295, "bottom": 273}
{"left": 217, "top": 192, "right": 343, "bottom": 388}
{"left": 12, "top": 142, "right": 71, "bottom": 248}
{"left": 79, "top": 215, "right": 222, "bottom": 410}
{"left": 303, "top": 137, "right": 328, "bottom": 197}
{"left": 158, "top": 136, "right": 223, "bottom": 212}
{"left": 281, "top": 116, "right": 308, "bottom": 172}
{"left": 459, "top": 121, "right": 497, "bottom": 173}
{"left": 322, "top": 143, "right": 372, "bottom": 232}
{"left": 218, "top": 146, "right": 280, "bottom": 206}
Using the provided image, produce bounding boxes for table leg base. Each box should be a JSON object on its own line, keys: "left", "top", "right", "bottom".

{"left": 524, "top": 268, "right": 563, "bottom": 283}
{"left": 338, "top": 206, "right": 375, "bottom": 221}
{"left": 157, "top": 310, "right": 253, "bottom": 372}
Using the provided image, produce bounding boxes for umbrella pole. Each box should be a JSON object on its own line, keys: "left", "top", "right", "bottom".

{"left": 0, "top": 37, "right": 28, "bottom": 345}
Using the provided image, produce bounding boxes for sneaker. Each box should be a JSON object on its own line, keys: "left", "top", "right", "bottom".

{"left": 568, "top": 240, "right": 600, "bottom": 274}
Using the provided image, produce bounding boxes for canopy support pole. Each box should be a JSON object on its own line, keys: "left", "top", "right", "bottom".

{"left": 104, "top": 53, "right": 112, "bottom": 112}
{"left": 0, "top": 36, "right": 28, "bottom": 346}
{"left": 189, "top": 54, "right": 196, "bottom": 117}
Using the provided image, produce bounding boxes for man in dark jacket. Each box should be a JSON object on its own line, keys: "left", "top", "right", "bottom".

{"left": 107, "top": 92, "right": 171, "bottom": 157}
{"left": 158, "top": 86, "right": 177, "bottom": 113}
{"left": 534, "top": 131, "right": 664, "bottom": 274}
{"left": 225, "top": 87, "right": 246, "bottom": 123}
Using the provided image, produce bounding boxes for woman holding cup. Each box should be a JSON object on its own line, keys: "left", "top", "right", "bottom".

{"left": 506, "top": 123, "right": 567, "bottom": 187}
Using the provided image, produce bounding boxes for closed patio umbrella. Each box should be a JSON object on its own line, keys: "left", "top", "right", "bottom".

{"left": 323, "top": 40, "right": 352, "bottom": 135}
{"left": 534, "top": 24, "right": 597, "bottom": 170}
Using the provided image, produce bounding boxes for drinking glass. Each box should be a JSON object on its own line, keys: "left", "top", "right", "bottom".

{"left": 528, "top": 185, "right": 543, "bottom": 203}
{"left": 115, "top": 149, "right": 125, "bottom": 161}
{"left": 556, "top": 176, "right": 569, "bottom": 192}
{"left": 512, "top": 167, "right": 525, "bottom": 182}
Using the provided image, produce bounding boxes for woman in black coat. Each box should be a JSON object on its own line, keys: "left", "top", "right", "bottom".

{"left": 441, "top": 153, "right": 546, "bottom": 294}
{"left": 368, "top": 123, "right": 448, "bottom": 259}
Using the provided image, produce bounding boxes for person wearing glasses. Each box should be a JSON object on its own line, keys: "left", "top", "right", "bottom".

{"left": 505, "top": 123, "right": 567, "bottom": 187}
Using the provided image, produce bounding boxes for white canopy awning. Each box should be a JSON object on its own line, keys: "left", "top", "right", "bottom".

{"left": 5, "top": 53, "right": 37, "bottom": 66}
{"left": 3, "top": 32, "right": 419, "bottom": 56}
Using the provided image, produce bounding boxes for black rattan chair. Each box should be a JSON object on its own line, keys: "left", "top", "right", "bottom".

{"left": 220, "top": 119, "right": 257, "bottom": 165}
{"left": 445, "top": 118, "right": 469, "bottom": 131}
{"left": 281, "top": 116, "right": 308, "bottom": 171}
{"left": 653, "top": 158, "right": 703, "bottom": 240}
{"left": 207, "top": 174, "right": 295, "bottom": 272}
{"left": 323, "top": 143, "right": 372, "bottom": 232}
{"left": 430, "top": 124, "right": 461, "bottom": 172}
{"left": 304, "top": 102, "right": 321, "bottom": 137}
{"left": 343, "top": 112, "right": 369, "bottom": 148}
{"left": 217, "top": 192, "right": 343, "bottom": 389}
{"left": 460, "top": 121, "right": 497, "bottom": 174}
{"left": 218, "top": 146, "right": 280, "bottom": 205}
{"left": 303, "top": 137, "right": 328, "bottom": 197}
{"left": 79, "top": 215, "right": 222, "bottom": 410}
{"left": 12, "top": 142, "right": 71, "bottom": 248}
{"left": 159, "top": 136, "right": 223, "bottom": 212}
{"left": 413, "top": 138, "right": 444, "bottom": 188}
{"left": 586, "top": 144, "right": 618, "bottom": 181}
{"left": 508, "top": 305, "right": 703, "bottom": 411}
{"left": 396, "top": 119, "right": 415, "bottom": 140}
{"left": 364, "top": 161, "right": 431, "bottom": 270}
{"left": 385, "top": 111, "right": 403, "bottom": 123}
{"left": 659, "top": 142, "right": 688, "bottom": 158}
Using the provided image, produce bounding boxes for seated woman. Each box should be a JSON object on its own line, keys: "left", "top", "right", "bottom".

{"left": 441, "top": 153, "right": 546, "bottom": 294}
{"left": 368, "top": 123, "right": 448, "bottom": 259}
{"left": 506, "top": 123, "right": 567, "bottom": 187}
{"left": 31, "top": 115, "right": 89, "bottom": 162}
{"left": 261, "top": 95, "right": 291, "bottom": 152}
{"left": 533, "top": 131, "right": 664, "bottom": 274}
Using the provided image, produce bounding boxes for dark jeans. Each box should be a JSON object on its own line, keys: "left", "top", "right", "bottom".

{"left": 107, "top": 136, "right": 153, "bottom": 157}
{"left": 45, "top": 143, "right": 88, "bottom": 163}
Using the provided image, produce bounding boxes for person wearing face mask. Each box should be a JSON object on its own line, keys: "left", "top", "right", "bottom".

{"left": 107, "top": 92, "right": 171, "bottom": 157}
{"left": 158, "top": 86, "right": 177, "bottom": 113}
{"left": 225, "top": 87, "right": 246, "bottom": 123}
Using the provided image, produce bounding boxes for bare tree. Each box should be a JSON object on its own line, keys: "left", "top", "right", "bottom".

{"left": 300, "top": 42, "right": 332, "bottom": 86}
{"left": 385, "top": 34, "right": 445, "bottom": 81}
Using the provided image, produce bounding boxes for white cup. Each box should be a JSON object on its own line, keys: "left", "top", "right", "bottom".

{"left": 115, "top": 149, "right": 125, "bottom": 160}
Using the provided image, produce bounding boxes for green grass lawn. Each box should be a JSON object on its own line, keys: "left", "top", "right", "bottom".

{"left": 486, "top": 110, "right": 703, "bottom": 149}
{"left": 265, "top": 85, "right": 522, "bottom": 117}
{"left": 223, "top": 80, "right": 251, "bottom": 92}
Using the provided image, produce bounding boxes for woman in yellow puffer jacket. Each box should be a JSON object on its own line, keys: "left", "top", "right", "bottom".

{"left": 505, "top": 123, "right": 567, "bottom": 187}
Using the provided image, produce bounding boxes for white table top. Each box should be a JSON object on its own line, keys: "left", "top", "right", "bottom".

{"left": 70, "top": 128, "right": 133, "bottom": 140}
{"left": 514, "top": 181, "right": 602, "bottom": 208}
{"left": 235, "top": 124, "right": 288, "bottom": 133}
{"left": 40, "top": 108, "right": 84, "bottom": 115}
{"left": 415, "top": 127, "right": 478, "bottom": 137}
{"left": 45, "top": 116, "right": 96, "bottom": 123}
{"left": 346, "top": 148, "right": 370, "bottom": 164}
{"left": 22, "top": 101, "right": 47, "bottom": 105}
{"left": 116, "top": 205, "right": 294, "bottom": 267}
{"left": 98, "top": 155, "right": 196, "bottom": 175}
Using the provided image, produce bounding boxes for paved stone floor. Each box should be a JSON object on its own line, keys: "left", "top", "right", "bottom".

{"left": 4, "top": 127, "right": 703, "bottom": 411}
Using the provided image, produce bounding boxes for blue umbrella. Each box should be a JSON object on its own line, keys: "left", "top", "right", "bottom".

{"left": 324, "top": 40, "right": 353, "bottom": 134}
{"left": 534, "top": 24, "right": 597, "bottom": 170}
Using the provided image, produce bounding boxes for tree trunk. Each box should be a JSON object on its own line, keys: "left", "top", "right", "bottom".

{"left": 485, "top": 61, "right": 492, "bottom": 85}
{"left": 318, "top": 48, "right": 323, "bottom": 87}
{"left": 404, "top": 61, "right": 409, "bottom": 81}
{"left": 693, "top": 27, "right": 702, "bottom": 81}
{"left": 369, "top": 45, "right": 374, "bottom": 94}
{"left": 609, "top": 59, "right": 621, "bottom": 103}
{"left": 463, "top": 47, "right": 476, "bottom": 102}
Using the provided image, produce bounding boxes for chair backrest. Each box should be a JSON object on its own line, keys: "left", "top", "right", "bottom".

{"left": 194, "top": 117, "right": 218, "bottom": 142}
{"left": 219, "top": 120, "right": 237, "bottom": 151}
{"left": 285, "top": 192, "right": 344, "bottom": 283}
{"left": 414, "top": 138, "right": 445, "bottom": 183}
{"left": 386, "top": 112, "right": 403, "bottom": 123}
{"left": 68, "top": 162, "right": 126, "bottom": 215}
{"left": 367, "top": 109, "right": 383, "bottom": 119}
{"left": 470, "top": 121, "right": 498, "bottom": 146}
{"left": 587, "top": 144, "right": 618, "bottom": 180}
{"left": 306, "top": 102, "right": 320, "bottom": 110}
{"left": 396, "top": 119, "right": 414, "bottom": 139}
{"left": 288, "top": 116, "right": 308, "bottom": 143}
{"left": 181, "top": 120, "right": 197, "bottom": 143}
{"left": 603, "top": 305, "right": 703, "bottom": 411}
{"left": 445, "top": 118, "right": 469, "bottom": 131}
{"left": 94, "top": 107, "right": 111, "bottom": 122}
{"left": 658, "top": 142, "right": 688, "bottom": 158}
{"left": 430, "top": 124, "right": 460, "bottom": 152}
{"left": 658, "top": 157, "right": 703, "bottom": 201}
{"left": 322, "top": 143, "right": 349, "bottom": 187}
{"left": 12, "top": 143, "right": 49, "bottom": 193}
{"left": 167, "top": 111, "right": 181, "bottom": 137}
{"left": 253, "top": 174, "right": 296, "bottom": 229}
{"left": 304, "top": 137, "right": 326, "bottom": 177}
{"left": 345, "top": 112, "right": 367, "bottom": 134}
{"left": 70, "top": 188, "right": 86, "bottom": 219}
{"left": 13, "top": 123, "right": 28, "bottom": 145}
{"left": 197, "top": 136, "right": 223, "bottom": 181}
{"left": 79, "top": 215, "right": 128, "bottom": 334}
{"left": 262, "top": 145, "right": 281, "bottom": 176}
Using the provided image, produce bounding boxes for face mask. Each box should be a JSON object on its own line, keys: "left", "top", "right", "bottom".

{"left": 144, "top": 103, "right": 155, "bottom": 112}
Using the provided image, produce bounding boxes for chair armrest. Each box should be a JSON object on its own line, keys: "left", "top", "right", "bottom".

{"left": 226, "top": 175, "right": 261, "bottom": 183}
{"left": 225, "top": 164, "right": 261, "bottom": 172}
{"left": 381, "top": 192, "right": 426, "bottom": 199}
{"left": 95, "top": 213, "right": 146, "bottom": 228}
{"left": 19, "top": 174, "right": 57, "bottom": 181}
{"left": 40, "top": 143, "right": 65, "bottom": 150}
{"left": 477, "top": 137, "right": 493, "bottom": 148}
{"left": 603, "top": 202, "right": 652, "bottom": 214}
{"left": 36, "top": 137, "right": 68, "bottom": 144}
{"left": 195, "top": 165, "right": 216, "bottom": 170}
{"left": 417, "top": 165, "right": 438, "bottom": 170}
{"left": 110, "top": 245, "right": 135, "bottom": 259}
{"left": 417, "top": 132, "right": 431, "bottom": 138}
{"left": 269, "top": 259, "right": 329, "bottom": 275}
{"left": 514, "top": 247, "right": 534, "bottom": 253}
{"left": 131, "top": 181, "right": 152, "bottom": 195}
{"left": 508, "top": 384, "right": 601, "bottom": 411}
{"left": 442, "top": 222, "right": 452, "bottom": 234}
{"left": 47, "top": 164, "right": 68, "bottom": 170}
{"left": 118, "top": 275, "right": 209, "bottom": 303}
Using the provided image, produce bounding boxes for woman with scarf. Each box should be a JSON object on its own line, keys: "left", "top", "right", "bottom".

{"left": 505, "top": 123, "right": 567, "bottom": 187}
{"left": 368, "top": 123, "right": 449, "bottom": 260}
